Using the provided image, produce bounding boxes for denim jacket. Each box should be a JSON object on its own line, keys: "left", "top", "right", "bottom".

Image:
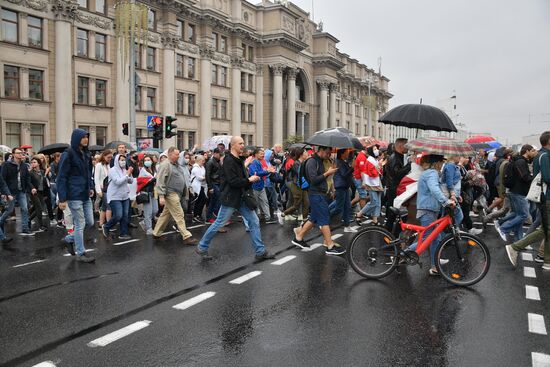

{"left": 417, "top": 169, "right": 451, "bottom": 212}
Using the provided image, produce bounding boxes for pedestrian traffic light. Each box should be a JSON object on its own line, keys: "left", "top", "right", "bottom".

{"left": 153, "top": 118, "right": 163, "bottom": 140}
{"left": 165, "top": 116, "right": 177, "bottom": 139}
{"left": 122, "top": 123, "right": 129, "bottom": 136}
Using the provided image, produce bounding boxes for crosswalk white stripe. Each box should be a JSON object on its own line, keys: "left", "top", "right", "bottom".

{"left": 301, "top": 243, "right": 323, "bottom": 252}
{"left": 63, "top": 249, "right": 94, "bottom": 257}
{"left": 331, "top": 234, "right": 343, "bottom": 240}
{"left": 172, "top": 292, "right": 216, "bottom": 310}
{"left": 160, "top": 231, "right": 177, "bottom": 236}
{"left": 526, "top": 285, "right": 541, "bottom": 301}
{"left": 532, "top": 352, "right": 550, "bottom": 367}
{"left": 524, "top": 267, "right": 537, "bottom": 278}
{"left": 350, "top": 226, "right": 360, "bottom": 231}
{"left": 187, "top": 224, "right": 205, "bottom": 229}
{"left": 113, "top": 239, "right": 140, "bottom": 246}
{"left": 229, "top": 271, "right": 262, "bottom": 284}
{"left": 13, "top": 259, "right": 47, "bottom": 268}
{"left": 528, "top": 313, "right": 547, "bottom": 335}
{"left": 271, "top": 255, "right": 296, "bottom": 265}
{"left": 522, "top": 252, "right": 534, "bottom": 261}
{"left": 87, "top": 320, "right": 152, "bottom": 347}
{"left": 32, "top": 362, "right": 57, "bottom": 367}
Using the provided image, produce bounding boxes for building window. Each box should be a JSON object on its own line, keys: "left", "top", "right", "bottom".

{"left": 220, "top": 66, "right": 227, "bottom": 86}
{"left": 27, "top": 16, "right": 42, "bottom": 48}
{"left": 248, "top": 74, "right": 253, "bottom": 92}
{"left": 211, "top": 64, "right": 217, "bottom": 84}
{"left": 211, "top": 98, "right": 218, "bottom": 118}
{"left": 146, "top": 47, "right": 155, "bottom": 71}
{"left": 247, "top": 46, "right": 254, "bottom": 62}
{"left": 95, "top": 33, "right": 106, "bottom": 61}
{"left": 77, "top": 29, "right": 88, "bottom": 57}
{"left": 176, "top": 91, "right": 184, "bottom": 114}
{"left": 187, "top": 57, "right": 195, "bottom": 79}
{"left": 356, "top": 105, "right": 360, "bottom": 117}
{"left": 177, "top": 130, "right": 185, "bottom": 150}
{"left": 176, "top": 54, "right": 184, "bottom": 77}
{"left": 220, "top": 99, "right": 227, "bottom": 119}
{"left": 346, "top": 102, "right": 351, "bottom": 115}
{"left": 146, "top": 87, "right": 156, "bottom": 111}
{"left": 77, "top": 0, "right": 87, "bottom": 8}
{"left": 134, "top": 44, "right": 141, "bottom": 68}
{"left": 28, "top": 69, "right": 43, "bottom": 100}
{"left": 2, "top": 9, "right": 18, "bottom": 43}
{"left": 240, "top": 72, "right": 246, "bottom": 91}
{"left": 30, "top": 124, "right": 44, "bottom": 151}
{"left": 96, "top": 126, "right": 107, "bottom": 146}
{"left": 188, "top": 94, "right": 195, "bottom": 115}
{"left": 147, "top": 9, "right": 155, "bottom": 31}
{"left": 248, "top": 104, "right": 253, "bottom": 123}
{"left": 187, "top": 23, "right": 195, "bottom": 43}
{"left": 176, "top": 20, "right": 184, "bottom": 38}
{"left": 242, "top": 43, "right": 247, "bottom": 59}
{"left": 188, "top": 131, "right": 196, "bottom": 149}
{"left": 95, "top": 0, "right": 105, "bottom": 13}
{"left": 6, "top": 122, "right": 20, "bottom": 147}
{"left": 241, "top": 103, "right": 246, "bottom": 122}
{"left": 4, "top": 65, "right": 19, "bottom": 99}
{"left": 355, "top": 123, "right": 359, "bottom": 134}
{"left": 211, "top": 32, "right": 218, "bottom": 50}
{"left": 96, "top": 79, "right": 106, "bottom": 106}
{"left": 220, "top": 36, "right": 227, "bottom": 53}
{"left": 77, "top": 76, "right": 89, "bottom": 104}
{"left": 135, "top": 85, "right": 141, "bottom": 109}
{"left": 346, "top": 121, "right": 350, "bottom": 130}
{"left": 336, "top": 100, "right": 341, "bottom": 113}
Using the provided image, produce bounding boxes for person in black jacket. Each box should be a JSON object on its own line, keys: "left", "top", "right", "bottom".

{"left": 384, "top": 138, "right": 411, "bottom": 232}
{"left": 0, "top": 147, "right": 35, "bottom": 236}
{"left": 196, "top": 136, "right": 275, "bottom": 261}
{"left": 0, "top": 173, "right": 14, "bottom": 243}
{"left": 205, "top": 148, "right": 222, "bottom": 223}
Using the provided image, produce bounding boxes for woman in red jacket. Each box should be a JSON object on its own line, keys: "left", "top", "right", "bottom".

{"left": 355, "top": 145, "right": 384, "bottom": 225}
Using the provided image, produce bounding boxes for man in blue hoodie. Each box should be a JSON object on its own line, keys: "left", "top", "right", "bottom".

{"left": 57, "top": 129, "right": 95, "bottom": 262}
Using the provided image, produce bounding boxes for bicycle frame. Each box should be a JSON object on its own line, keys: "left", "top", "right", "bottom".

{"left": 400, "top": 215, "right": 453, "bottom": 255}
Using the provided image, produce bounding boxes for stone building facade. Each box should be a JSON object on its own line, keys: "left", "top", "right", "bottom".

{"left": 0, "top": 0, "right": 392, "bottom": 151}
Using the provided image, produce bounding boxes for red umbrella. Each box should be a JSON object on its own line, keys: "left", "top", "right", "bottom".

{"left": 464, "top": 135, "right": 495, "bottom": 144}
{"left": 20, "top": 144, "right": 33, "bottom": 149}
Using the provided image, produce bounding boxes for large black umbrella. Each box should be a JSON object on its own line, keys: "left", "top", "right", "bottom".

{"left": 305, "top": 127, "right": 363, "bottom": 150}
{"left": 38, "top": 143, "right": 69, "bottom": 155}
{"left": 89, "top": 145, "right": 105, "bottom": 152}
{"left": 379, "top": 104, "right": 457, "bottom": 132}
{"left": 105, "top": 141, "right": 133, "bottom": 150}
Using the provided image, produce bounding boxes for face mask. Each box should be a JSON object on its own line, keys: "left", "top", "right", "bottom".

{"left": 144, "top": 160, "right": 152, "bottom": 168}
{"left": 119, "top": 160, "right": 126, "bottom": 168}
{"left": 373, "top": 149, "right": 380, "bottom": 157}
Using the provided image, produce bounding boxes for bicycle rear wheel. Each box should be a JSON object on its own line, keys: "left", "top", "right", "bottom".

{"left": 347, "top": 226, "right": 398, "bottom": 279}
{"left": 435, "top": 233, "right": 491, "bottom": 286}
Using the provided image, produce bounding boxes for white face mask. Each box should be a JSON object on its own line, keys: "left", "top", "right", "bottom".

{"left": 119, "top": 160, "right": 126, "bottom": 168}
{"left": 373, "top": 149, "right": 380, "bottom": 157}
{"left": 144, "top": 160, "right": 152, "bottom": 168}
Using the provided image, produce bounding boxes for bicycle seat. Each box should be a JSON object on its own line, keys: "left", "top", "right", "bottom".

{"left": 389, "top": 206, "right": 408, "bottom": 218}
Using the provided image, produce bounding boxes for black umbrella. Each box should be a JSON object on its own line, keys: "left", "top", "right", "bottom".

{"left": 105, "top": 141, "right": 133, "bottom": 150}
{"left": 469, "top": 142, "right": 491, "bottom": 150}
{"left": 89, "top": 145, "right": 105, "bottom": 152}
{"left": 305, "top": 127, "right": 363, "bottom": 150}
{"left": 378, "top": 104, "right": 457, "bottom": 132}
{"left": 38, "top": 143, "right": 69, "bottom": 155}
{"left": 289, "top": 143, "right": 312, "bottom": 150}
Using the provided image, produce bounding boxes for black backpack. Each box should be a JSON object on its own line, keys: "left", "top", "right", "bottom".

{"left": 502, "top": 160, "right": 517, "bottom": 189}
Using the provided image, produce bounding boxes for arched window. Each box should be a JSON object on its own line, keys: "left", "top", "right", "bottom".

{"left": 295, "top": 73, "right": 306, "bottom": 102}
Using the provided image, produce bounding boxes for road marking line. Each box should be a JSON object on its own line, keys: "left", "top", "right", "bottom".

{"left": 173, "top": 292, "right": 216, "bottom": 310}
{"left": 524, "top": 267, "right": 537, "bottom": 278}
{"left": 302, "top": 243, "right": 323, "bottom": 252}
{"left": 187, "top": 224, "right": 205, "bottom": 229}
{"left": 87, "top": 320, "right": 152, "bottom": 347}
{"left": 271, "top": 255, "right": 296, "bottom": 265}
{"left": 532, "top": 352, "right": 550, "bottom": 367}
{"left": 528, "top": 313, "right": 547, "bottom": 335}
{"left": 526, "top": 285, "right": 541, "bottom": 301}
{"left": 63, "top": 249, "right": 95, "bottom": 257}
{"left": 160, "top": 230, "right": 177, "bottom": 236}
{"left": 229, "top": 271, "right": 262, "bottom": 284}
{"left": 350, "top": 225, "right": 360, "bottom": 230}
{"left": 113, "top": 239, "right": 140, "bottom": 246}
{"left": 32, "top": 362, "right": 57, "bottom": 367}
{"left": 13, "top": 259, "right": 47, "bottom": 268}
{"left": 331, "top": 234, "right": 343, "bottom": 240}
{"left": 522, "top": 253, "right": 534, "bottom": 261}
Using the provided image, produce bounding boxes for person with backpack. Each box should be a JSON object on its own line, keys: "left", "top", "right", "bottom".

{"left": 291, "top": 145, "right": 343, "bottom": 255}
{"left": 277, "top": 147, "right": 310, "bottom": 224}
{"left": 248, "top": 148, "right": 276, "bottom": 223}
{"left": 56, "top": 129, "right": 96, "bottom": 262}
{"left": 483, "top": 148, "right": 513, "bottom": 228}
{"left": 496, "top": 145, "right": 537, "bottom": 242}
{"left": 328, "top": 149, "right": 356, "bottom": 232}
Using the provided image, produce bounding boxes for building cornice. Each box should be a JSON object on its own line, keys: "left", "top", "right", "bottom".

{"left": 261, "top": 33, "right": 308, "bottom": 53}
{"left": 312, "top": 55, "right": 345, "bottom": 70}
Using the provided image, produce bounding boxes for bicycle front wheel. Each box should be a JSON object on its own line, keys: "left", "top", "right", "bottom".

{"left": 435, "top": 233, "right": 491, "bottom": 286}
{"left": 347, "top": 226, "right": 398, "bottom": 279}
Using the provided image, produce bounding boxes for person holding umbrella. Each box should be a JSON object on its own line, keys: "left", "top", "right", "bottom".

{"left": 355, "top": 144, "right": 384, "bottom": 226}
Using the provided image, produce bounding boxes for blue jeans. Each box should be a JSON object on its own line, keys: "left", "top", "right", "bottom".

{"left": 206, "top": 184, "right": 221, "bottom": 220}
{"left": 67, "top": 199, "right": 94, "bottom": 256}
{"left": 142, "top": 193, "right": 158, "bottom": 231}
{"left": 0, "top": 191, "right": 30, "bottom": 232}
{"left": 104, "top": 199, "right": 130, "bottom": 236}
{"left": 501, "top": 192, "right": 529, "bottom": 239}
{"left": 408, "top": 211, "right": 443, "bottom": 267}
{"left": 354, "top": 178, "right": 367, "bottom": 199}
{"left": 265, "top": 185, "right": 278, "bottom": 211}
{"left": 360, "top": 190, "right": 382, "bottom": 217}
{"left": 329, "top": 188, "right": 352, "bottom": 226}
{"left": 198, "top": 202, "right": 266, "bottom": 255}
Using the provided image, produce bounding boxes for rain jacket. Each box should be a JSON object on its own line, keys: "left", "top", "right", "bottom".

{"left": 106, "top": 154, "right": 133, "bottom": 203}
{"left": 56, "top": 129, "right": 93, "bottom": 202}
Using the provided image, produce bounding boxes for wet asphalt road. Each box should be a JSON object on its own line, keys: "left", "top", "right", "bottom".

{"left": 1, "top": 213, "right": 549, "bottom": 367}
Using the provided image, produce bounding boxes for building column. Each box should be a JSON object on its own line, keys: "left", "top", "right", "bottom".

{"left": 231, "top": 57, "right": 243, "bottom": 138}
{"left": 271, "top": 64, "right": 284, "bottom": 146}
{"left": 318, "top": 80, "right": 329, "bottom": 131}
{"left": 162, "top": 35, "right": 177, "bottom": 148}
{"left": 199, "top": 46, "right": 214, "bottom": 143}
{"left": 52, "top": 0, "right": 77, "bottom": 144}
{"left": 298, "top": 112, "right": 305, "bottom": 137}
{"left": 255, "top": 64, "right": 264, "bottom": 147}
{"left": 287, "top": 68, "right": 297, "bottom": 137}
{"left": 329, "top": 84, "right": 337, "bottom": 128}
{"left": 350, "top": 100, "right": 356, "bottom": 134}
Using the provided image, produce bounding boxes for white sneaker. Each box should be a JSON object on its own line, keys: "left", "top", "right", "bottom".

{"left": 139, "top": 221, "right": 146, "bottom": 232}
{"left": 469, "top": 228, "right": 483, "bottom": 236}
{"left": 542, "top": 263, "right": 550, "bottom": 271}
{"left": 146, "top": 229, "right": 154, "bottom": 235}
{"left": 505, "top": 244, "right": 518, "bottom": 267}
{"left": 495, "top": 226, "right": 507, "bottom": 242}
{"left": 344, "top": 226, "right": 358, "bottom": 233}
{"left": 276, "top": 211, "right": 284, "bottom": 225}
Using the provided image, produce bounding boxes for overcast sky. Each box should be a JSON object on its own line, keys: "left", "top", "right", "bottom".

{"left": 290, "top": 0, "right": 550, "bottom": 144}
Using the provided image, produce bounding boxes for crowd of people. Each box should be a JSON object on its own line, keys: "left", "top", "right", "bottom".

{"left": 0, "top": 128, "right": 549, "bottom": 275}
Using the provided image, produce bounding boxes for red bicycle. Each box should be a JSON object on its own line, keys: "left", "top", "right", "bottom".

{"left": 347, "top": 207, "right": 490, "bottom": 286}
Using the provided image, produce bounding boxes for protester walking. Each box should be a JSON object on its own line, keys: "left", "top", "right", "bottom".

{"left": 102, "top": 154, "right": 133, "bottom": 240}
{"left": 138, "top": 155, "right": 157, "bottom": 235}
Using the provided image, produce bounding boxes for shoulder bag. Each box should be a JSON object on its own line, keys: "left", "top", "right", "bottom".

{"left": 526, "top": 153, "right": 548, "bottom": 203}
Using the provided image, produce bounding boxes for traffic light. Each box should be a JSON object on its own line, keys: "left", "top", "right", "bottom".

{"left": 153, "top": 118, "right": 163, "bottom": 140}
{"left": 122, "top": 123, "right": 129, "bottom": 136}
{"left": 165, "top": 116, "right": 177, "bottom": 139}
